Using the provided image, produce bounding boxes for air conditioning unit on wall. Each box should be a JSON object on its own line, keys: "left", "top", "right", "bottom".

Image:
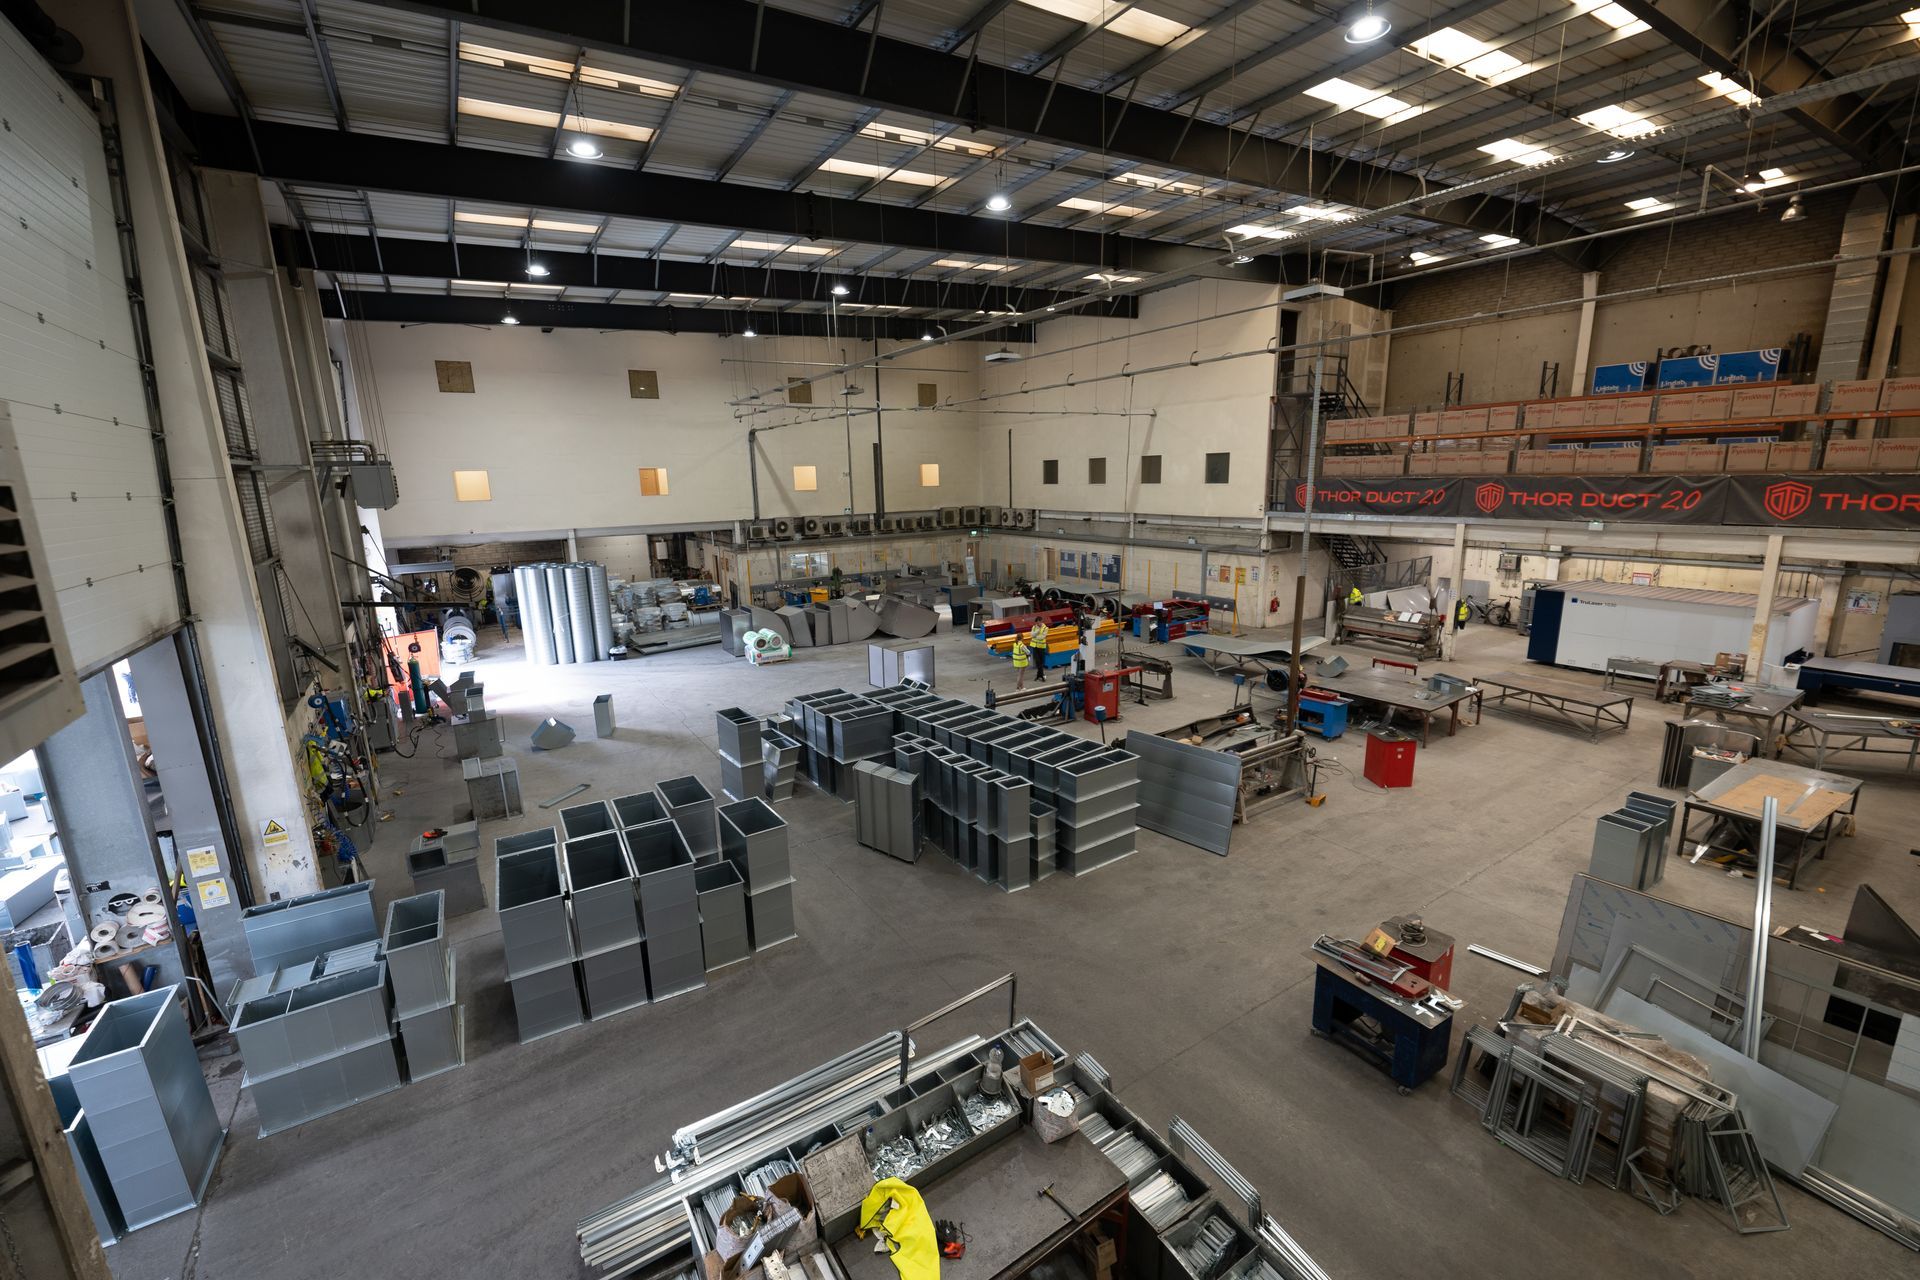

{"left": 849, "top": 516, "right": 874, "bottom": 535}
{"left": 747, "top": 522, "right": 772, "bottom": 542}
{"left": 770, "top": 518, "right": 796, "bottom": 539}
{"left": 823, "top": 518, "right": 845, "bottom": 536}
{"left": 800, "top": 516, "right": 823, "bottom": 538}
{"left": 938, "top": 506, "right": 962, "bottom": 529}
{"left": 978, "top": 504, "right": 1003, "bottom": 527}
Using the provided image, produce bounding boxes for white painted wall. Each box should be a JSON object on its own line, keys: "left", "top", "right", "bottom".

{"left": 340, "top": 323, "right": 982, "bottom": 539}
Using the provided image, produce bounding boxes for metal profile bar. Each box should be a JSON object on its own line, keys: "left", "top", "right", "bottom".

{"left": 1743, "top": 796, "right": 1778, "bottom": 1059}
{"left": 1169, "top": 1116, "right": 1260, "bottom": 1226}
{"left": 899, "top": 973, "right": 1015, "bottom": 1083}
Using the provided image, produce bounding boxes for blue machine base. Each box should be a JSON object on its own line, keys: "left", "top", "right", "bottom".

{"left": 1310, "top": 965, "right": 1451, "bottom": 1092}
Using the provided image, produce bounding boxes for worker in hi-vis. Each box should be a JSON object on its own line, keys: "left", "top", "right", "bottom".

{"left": 1011, "top": 636, "right": 1034, "bottom": 690}
{"left": 1347, "top": 586, "right": 1363, "bottom": 608}
{"left": 1028, "top": 619, "right": 1050, "bottom": 682}
{"left": 1455, "top": 598, "right": 1471, "bottom": 632}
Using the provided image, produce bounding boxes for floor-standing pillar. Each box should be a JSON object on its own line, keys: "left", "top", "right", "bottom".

{"left": 1570, "top": 271, "right": 1601, "bottom": 394}
{"left": 1748, "top": 534, "right": 1786, "bottom": 679}
{"left": 126, "top": 638, "right": 253, "bottom": 990}
{"left": 40, "top": 672, "right": 192, "bottom": 994}
{"left": 53, "top": 0, "right": 321, "bottom": 900}
{"left": 1442, "top": 521, "right": 1468, "bottom": 660}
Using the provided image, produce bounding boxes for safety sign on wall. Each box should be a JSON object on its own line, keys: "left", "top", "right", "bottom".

{"left": 185, "top": 846, "right": 220, "bottom": 878}
{"left": 262, "top": 819, "right": 290, "bottom": 847}
{"left": 196, "top": 878, "right": 231, "bottom": 910}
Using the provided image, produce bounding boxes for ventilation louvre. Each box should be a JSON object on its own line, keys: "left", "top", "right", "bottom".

{"left": 0, "top": 406, "right": 83, "bottom": 762}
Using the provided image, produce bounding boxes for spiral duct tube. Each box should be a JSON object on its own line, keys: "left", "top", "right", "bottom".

{"left": 565, "top": 564, "right": 597, "bottom": 662}
{"left": 519, "top": 566, "right": 557, "bottom": 664}
{"left": 588, "top": 562, "right": 614, "bottom": 658}
{"left": 547, "top": 564, "right": 576, "bottom": 663}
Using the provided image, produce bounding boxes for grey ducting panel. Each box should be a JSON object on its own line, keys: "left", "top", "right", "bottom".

{"left": 520, "top": 565, "right": 557, "bottom": 665}
{"left": 580, "top": 940, "right": 651, "bottom": 1020}
{"left": 397, "top": 999, "right": 465, "bottom": 1079}
{"left": 656, "top": 775, "right": 718, "bottom": 858}
{"left": 627, "top": 819, "right": 699, "bottom": 938}
{"left": 507, "top": 961, "right": 584, "bottom": 1043}
{"left": 495, "top": 846, "right": 574, "bottom": 976}
{"left": 383, "top": 891, "right": 453, "bottom": 1018}
{"left": 406, "top": 846, "right": 487, "bottom": 917}
{"left": 719, "top": 608, "right": 751, "bottom": 655}
{"left": 565, "top": 832, "right": 640, "bottom": 955}
{"left": 594, "top": 694, "right": 616, "bottom": 739}
{"left": 1123, "top": 733, "right": 1240, "bottom": 857}
{"left": 875, "top": 596, "right": 938, "bottom": 639}
{"left": 746, "top": 881, "right": 797, "bottom": 950}
{"left": 242, "top": 881, "right": 378, "bottom": 973}
{"left": 531, "top": 717, "right": 577, "bottom": 751}
{"left": 696, "top": 860, "right": 751, "bottom": 971}
{"left": 845, "top": 600, "right": 881, "bottom": 642}
{"left": 64, "top": 987, "right": 223, "bottom": 1228}
{"left": 463, "top": 755, "right": 523, "bottom": 819}
{"left": 777, "top": 606, "right": 813, "bottom": 646}
{"left": 246, "top": 1034, "right": 403, "bottom": 1138}
{"left": 566, "top": 564, "right": 598, "bottom": 662}
{"left": 720, "top": 798, "right": 793, "bottom": 892}
{"left": 453, "top": 710, "right": 503, "bottom": 759}
{"left": 62, "top": 1110, "right": 122, "bottom": 1245}
{"left": 716, "top": 708, "right": 762, "bottom": 765}
{"left": 560, "top": 800, "right": 616, "bottom": 842}
{"left": 610, "top": 792, "right": 666, "bottom": 828}
{"left": 547, "top": 564, "right": 576, "bottom": 663}
{"left": 751, "top": 606, "right": 791, "bottom": 643}
{"left": 494, "top": 826, "right": 557, "bottom": 860}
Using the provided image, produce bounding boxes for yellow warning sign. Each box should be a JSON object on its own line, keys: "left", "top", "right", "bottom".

{"left": 196, "top": 878, "right": 231, "bottom": 910}
{"left": 262, "top": 819, "right": 290, "bottom": 847}
{"left": 186, "top": 846, "right": 220, "bottom": 878}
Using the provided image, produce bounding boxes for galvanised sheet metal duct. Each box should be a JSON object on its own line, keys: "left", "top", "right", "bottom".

{"left": 588, "top": 562, "right": 614, "bottom": 659}
{"left": 546, "top": 564, "right": 576, "bottom": 664}
{"left": 565, "top": 564, "right": 597, "bottom": 662}
{"left": 519, "top": 565, "right": 558, "bottom": 665}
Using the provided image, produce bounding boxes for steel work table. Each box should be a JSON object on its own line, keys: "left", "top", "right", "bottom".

{"left": 1679, "top": 758, "right": 1862, "bottom": 889}
{"left": 1474, "top": 671, "right": 1635, "bottom": 741}
{"left": 1794, "top": 657, "right": 1920, "bottom": 702}
{"left": 1317, "top": 669, "right": 1480, "bottom": 745}
{"left": 1683, "top": 686, "right": 1805, "bottom": 757}
{"left": 1179, "top": 633, "right": 1322, "bottom": 677}
{"left": 832, "top": 1125, "right": 1127, "bottom": 1280}
{"left": 1306, "top": 953, "right": 1452, "bottom": 1094}
{"left": 1780, "top": 708, "right": 1920, "bottom": 774}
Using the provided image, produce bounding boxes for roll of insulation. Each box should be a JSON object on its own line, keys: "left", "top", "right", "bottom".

{"left": 118, "top": 924, "right": 144, "bottom": 948}
{"left": 140, "top": 888, "right": 164, "bottom": 905}
{"left": 89, "top": 922, "right": 119, "bottom": 945}
{"left": 126, "top": 904, "right": 167, "bottom": 927}
{"left": 565, "top": 564, "right": 598, "bottom": 662}
{"left": 546, "top": 564, "right": 576, "bottom": 663}
{"left": 92, "top": 940, "right": 121, "bottom": 960}
{"left": 587, "top": 562, "right": 615, "bottom": 661}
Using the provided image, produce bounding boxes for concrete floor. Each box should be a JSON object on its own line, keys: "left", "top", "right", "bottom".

{"left": 106, "top": 618, "right": 1920, "bottom": 1280}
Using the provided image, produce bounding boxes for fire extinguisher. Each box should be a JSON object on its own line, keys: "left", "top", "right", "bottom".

{"left": 1269, "top": 595, "right": 1281, "bottom": 613}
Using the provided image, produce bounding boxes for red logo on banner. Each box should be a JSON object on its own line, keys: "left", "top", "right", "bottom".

{"left": 1294, "top": 482, "right": 1310, "bottom": 508}
{"left": 1474, "top": 481, "right": 1507, "bottom": 514}
{"left": 1762, "top": 479, "right": 1812, "bottom": 521}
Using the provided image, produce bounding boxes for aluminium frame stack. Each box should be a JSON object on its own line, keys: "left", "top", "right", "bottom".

{"left": 495, "top": 834, "right": 585, "bottom": 1043}
{"left": 720, "top": 798, "right": 796, "bottom": 950}
{"left": 383, "top": 890, "right": 465, "bottom": 1079}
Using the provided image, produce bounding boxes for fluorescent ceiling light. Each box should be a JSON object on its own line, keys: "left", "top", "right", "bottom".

{"left": 1015, "top": 0, "right": 1187, "bottom": 46}
{"left": 1230, "top": 223, "right": 1291, "bottom": 240}
{"left": 1059, "top": 196, "right": 1150, "bottom": 216}
{"left": 451, "top": 279, "right": 511, "bottom": 289}
{"left": 731, "top": 238, "right": 833, "bottom": 256}
{"left": 1600, "top": 148, "right": 1635, "bottom": 163}
{"left": 1575, "top": 104, "right": 1657, "bottom": 138}
{"left": 1698, "top": 72, "right": 1759, "bottom": 106}
{"left": 455, "top": 211, "right": 601, "bottom": 234}
{"left": 1480, "top": 233, "right": 1520, "bottom": 247}
{"left": 1344, "top": 9, "right": 1391, "bottom": 43}
{"left": 858, "top": 122, "right": 994, "bottom": 156}
{"left": 457, "top": 97, "right": 653, "bottom": 142}
{"left": 1905, "top": 7, "right": 1920, "bottom": 35}
{"left": 1114, "top": 172, "right": 1204, "bottom": 194}
{"left": 1288, "top": 204, "right": 1349, "bottom": 220}
{"left": 1743, "top": 167, "right": 1790, "bottom": 192}
{"left": 1409, "top": 250, "right": 1447, "bottom": 264}
{"left": 509, "top": 282, "right": 565, "bottom": 292}
{"left": 816, "top": 157, "right": 944, "bottom": 186}
{"left": 935, "top": 259, "right": 1014, "bottom": 271}
{"left": 1577, "top": 2, "right": 1651, "bottom": 34}
{"left": 1408, "top": 29, "right": 1525, "bottom": 82}
{"left": 1479, "top": 138, "right": 1557, "bottom": 166}
{"left": 1304, "top": 78, "right": 1420, "bottom": 120}
{"left": 1086, "top": 273, "right": 1142, "bottom": 283}
{"left": 459, "top": 43, "right": 680, "bottom": 97}
{"left": 666, "top": 292, "right": 750, "bottom": 301}
{"left": 1624, "top": 197, "right": 1671, "bottom": 213}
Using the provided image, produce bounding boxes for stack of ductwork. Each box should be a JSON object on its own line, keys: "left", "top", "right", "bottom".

{"left": 512, "top": 561, "right": 617, "bottom": 664}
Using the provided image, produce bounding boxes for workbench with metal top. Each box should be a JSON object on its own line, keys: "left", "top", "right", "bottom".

{"left": 1474, "top": 670, "right": 1635, "bottom": 741}
{"left": 1314, "top": 668, "right": 1481, "bottom": 745}
{"left": 1779, "top": 707, "right": 1920, "bottom": 773}
{"left": 1683, "top": 686, "right": 1805, "bottom": 756}
{"left": 1679, "top": 758, "right": 1863, "bottom": 889}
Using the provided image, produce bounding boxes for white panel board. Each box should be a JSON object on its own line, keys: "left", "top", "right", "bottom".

{"left": 1550, "top": 592, "right": 1753, "bottom": 672}
{"left": 0, "top": 22, "right": 179, "bottom": 669}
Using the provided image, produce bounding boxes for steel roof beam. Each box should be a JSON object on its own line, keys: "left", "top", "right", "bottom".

{"left": 319, "top": 289, "right": 1034, "bottom": 339}
{"left": 189, "top": 113, "right": 1276, "bottom": 280}
{"left": 351, "top": 0, "right": 1588, "bottom": 251}
{"left": 1612, "top": 0, "right": 1902, "bottom": 169}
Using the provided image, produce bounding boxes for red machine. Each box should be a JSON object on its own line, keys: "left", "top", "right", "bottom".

{"left": 1130, "top": 597, "right": 1211, "bottom": 642}
{"left": 1078, "top": 667, "right": 1140, "bottom": 723}
{"left": 979, "top": 605, "right": 1075, "bottom": 641}
{"left": 1363, "top": 729, "right": 1416, "bottom": 788}
{"left": 1379, "top": 915, "right": 1455, "bottom": 990}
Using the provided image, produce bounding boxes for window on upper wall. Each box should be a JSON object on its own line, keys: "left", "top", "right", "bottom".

{"left": 435, "top": 360, "right": 474, "bottom": 393}
{"left": 1042, "top": 459, "right": 1059, "bottom": 485}
{"left": 453, "top": 470, "right": 491, "bottom": 501}
{"left": 628, "top": 370, "right": 660, "bottom": 399}
{"left": 920, "top": 463, "right": 940, "bottom": 487}
{"left": 786, "top": 378, "right": 812, "bottom": 405}
{"left": 638, "top": 467, "right": 669, "bottom": 496}
{"left": 1205, "top": 452, "right": 1231, "bottom": 484}
{"left": 792, "top": 465, "right": 818, "bottom": 491}
{"left": 1089, "top": 457, "right": 1107, "bottom": 485}
{"left": 1140, "top": 455, "right": 1163, "bottom": 484}
{"left": 917, "top": 382, "right": 938, "bottom": 407}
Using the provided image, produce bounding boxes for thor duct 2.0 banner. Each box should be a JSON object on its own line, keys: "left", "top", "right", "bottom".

{"left": 1285, "top": 473, "right": 1920, "bottom": 530}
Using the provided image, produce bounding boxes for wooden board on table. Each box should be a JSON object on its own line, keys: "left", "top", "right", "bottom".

{"left": 1711, "top": 776, "right": 1853, "bottom": 826}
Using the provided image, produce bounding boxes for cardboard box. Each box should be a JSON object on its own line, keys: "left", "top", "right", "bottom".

{"left": 1731, "top": 386, "right": 1775, "bottom": 419}
{"left": 1441, "top": 407, "right": 1490, "bottom": 432}
{"left": 1873, "top": 438, "right": 1920, "bottom": 470}
{"left": 1368, "top": 454, "right": 1405, "bottom": 477}
{"left": 1578, "top": 447, "right": 1640, "bottom": 474}
{"left": 1406, "top": 453, "right": 1440, "bottom": 475}
{"left": 768, "top": 1174, "right": 819, "bottom": 1253}
{"left": 1690, "top": 389, "right": 1734, "bottom": 422}
{"left": 1655, "top": 393, "right": 1696, "bottom": 424}
{"left": 1649, "top": 444, "right": 1691, "bottom": 472}
{"left": 1772, "top": 383, "right": 1819, "bottom": 417}
{"left": 1584, "top": 399, "right": 1618, "bottom": 427}
{"left": 1881, "top": 378, "right": 1920, "bottom": 412}
{"left": 1412, "top": 411, "right": 1440, "bottom": 436}
{"left": 1687, "top": 442, "right": 1727, "bottom": 471}
{"left": 1768, "top": 440, "right": 1813, "bottom": 469}
{"left": 1822, "top": 439, "right": 1873, "bottom": 471}
{"left": 1513, "top": 450, "right": 1542, "bottom": 474}
{"left": 1614, "top": 395, "right": 1655, "bottom": 424}
{"left": 1073, "top": 1227, "right": 1118, "bottom": 1280}
{"left": 1537, "top": 450, "right": 1579, "bottom": 474}
{"left": 1724, "top": 442, "right": 1771, "bottom": 472}
{"left": 1829, "top": 379, "right": 1882, "bottom": 414}
{"left": 1018, "top": 1050, "right": 1055, "bottom": 1094}
{"left": 1489, "top": 404, "right": 1520, "bottom": 431}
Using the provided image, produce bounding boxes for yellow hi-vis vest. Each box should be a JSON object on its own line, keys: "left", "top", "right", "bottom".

{"left": 1347, "top": 587, "right": 1363, "bottom": 605}
{"left": 1011, "top": 640, "right": 1032, "bottom": 668}
{"left": 1030, "top": 621, "right": 1050, "bottom": 649}
{"left": 857, "top": 1179, "right": 941, "bottom": 1280}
